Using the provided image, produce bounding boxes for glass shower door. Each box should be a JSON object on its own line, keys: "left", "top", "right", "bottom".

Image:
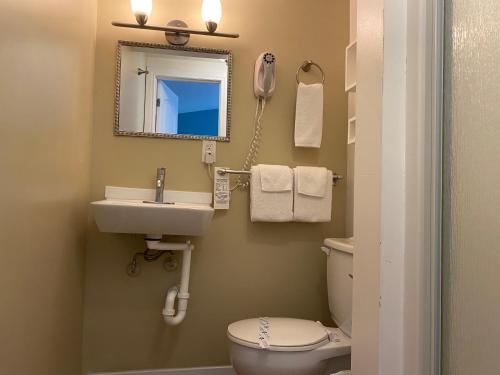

{"left": 442, "top": 1, "right": 500, "bottom": 373}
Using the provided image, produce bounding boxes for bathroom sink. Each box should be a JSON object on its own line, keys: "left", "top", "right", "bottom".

{"left": 91, "top": 186, "right": 214, "bottom": 236}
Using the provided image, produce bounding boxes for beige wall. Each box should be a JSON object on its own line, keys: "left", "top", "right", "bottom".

{"left": 351, "top": 0, "right": 383, "bottom": 373}
{"left": 0, "top": 1, "right": 97, "bottom": 374}
{"left": 82, "top": 0, "right": 348, "bottom": 372}
{"left": 442, "top": 0, "right": 500, "bottom": 373}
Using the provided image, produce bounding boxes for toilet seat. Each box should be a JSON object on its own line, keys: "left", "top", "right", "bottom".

{"left": 227, "top": 318, "right": 331, "bottom": 352}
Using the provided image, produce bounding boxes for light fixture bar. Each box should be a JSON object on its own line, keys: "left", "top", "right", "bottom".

{"left": 112, "top": 22, "right": 239, "bottom": 39}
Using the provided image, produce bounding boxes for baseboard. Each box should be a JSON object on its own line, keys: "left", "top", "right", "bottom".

{"left": 89, "top": 366, "right": 236, "bottom": 375}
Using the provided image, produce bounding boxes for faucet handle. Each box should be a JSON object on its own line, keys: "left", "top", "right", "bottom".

{"left": 157, "top": 168, "right": 166, "bottom": 181}
{"left": 155, "top": 168, "right": 166, "bottom": 203}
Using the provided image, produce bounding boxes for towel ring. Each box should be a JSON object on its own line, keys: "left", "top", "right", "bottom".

{"left": 296, "top": 60, "right": 325, "bottom": 84}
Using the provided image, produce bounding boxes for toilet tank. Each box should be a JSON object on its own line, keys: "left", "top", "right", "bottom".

{"left": 323, "top": 237, "right": 354, "bottom": 337}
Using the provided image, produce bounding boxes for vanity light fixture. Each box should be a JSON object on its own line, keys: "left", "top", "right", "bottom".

{"left": 113, "top": 0, "right": 239, "bottom": 46}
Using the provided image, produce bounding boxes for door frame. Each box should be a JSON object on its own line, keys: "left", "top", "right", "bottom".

{"left": 379, "top": 0, "right": 443, "bottom": 374}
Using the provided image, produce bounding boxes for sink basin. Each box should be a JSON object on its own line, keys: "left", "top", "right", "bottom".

{"left": 91, "top": 186, "right": 214, "bottom": 236}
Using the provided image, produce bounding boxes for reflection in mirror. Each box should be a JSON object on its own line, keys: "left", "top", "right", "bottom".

{"left": 115, "top": 41, "right": 232, "bottom": 141}
{"left": 156, "top": 79, "right": 220, "bottom": 136}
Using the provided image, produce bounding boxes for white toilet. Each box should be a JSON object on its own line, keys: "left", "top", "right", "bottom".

{"left": 227, "top": 238, "right": 354, "bottom": 375}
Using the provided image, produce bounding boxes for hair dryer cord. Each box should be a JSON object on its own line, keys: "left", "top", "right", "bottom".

{"left": 232, "top": 97, "right": 267, "bottom": 190}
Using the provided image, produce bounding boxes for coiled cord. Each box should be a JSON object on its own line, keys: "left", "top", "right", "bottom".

{"left": 232, "top": 97, "right": 267, "bottom": 190}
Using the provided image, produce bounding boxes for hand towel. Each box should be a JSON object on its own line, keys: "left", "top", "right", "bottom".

{"left": 250, "top": 166, "right": 293, "bottom": 222}
{"left": 294, "top": 83, "right": 324, "bottom": 148}
{"left": 259, "top": 164, "right": 293, "bottom": 192}
{"left": 293, "top": 169, "right": 333, "bottom": 222}
{"left": 296, "top": 166, "right": 328, "bottom": 197}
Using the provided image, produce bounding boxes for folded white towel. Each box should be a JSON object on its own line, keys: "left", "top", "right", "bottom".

{"left": 296, "top": 166, "right": 328, "bottom": 197}
{"left": 251, "top": 166, "right": 293, "bottom": 222}
{"left": 259, "top": 164, "right": 293, "bottom": 192}
{"left": 293, "top": 169, "right": 333, "bottom": 222}
{"left": 294, "top": 83, "right": 324, "bottom": 148}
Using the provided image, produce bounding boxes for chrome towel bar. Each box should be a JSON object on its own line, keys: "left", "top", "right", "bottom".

{"left": 216, "top": 168, "right": 344, "bottom": 186}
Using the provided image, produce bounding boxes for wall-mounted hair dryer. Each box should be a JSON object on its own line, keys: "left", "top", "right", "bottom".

{"left": 231, "top": 52, "right": 277, "bottom": 190}
{"left": 254, "top": 52, "right": 276, "bottom": 98}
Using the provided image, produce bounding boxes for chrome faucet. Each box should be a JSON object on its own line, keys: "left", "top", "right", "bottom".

{"left": 155, "top": 168, "right": 166, "bottom": 203}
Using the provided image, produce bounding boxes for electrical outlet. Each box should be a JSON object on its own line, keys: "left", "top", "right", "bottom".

{"left": 202, "top": 141, "right": 216, "bottom": 164}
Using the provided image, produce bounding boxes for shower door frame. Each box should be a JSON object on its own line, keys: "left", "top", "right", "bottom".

{"left": 379, "top": 0, "right": 443, "bottom": 374}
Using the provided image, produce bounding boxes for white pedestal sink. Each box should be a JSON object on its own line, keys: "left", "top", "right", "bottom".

{"left": 91, "top": 186, "right": 214, "bottom": 236}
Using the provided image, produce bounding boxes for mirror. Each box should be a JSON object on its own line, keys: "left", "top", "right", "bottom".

{"left": 115, "top": 41, "right": 232, "bottom": 141}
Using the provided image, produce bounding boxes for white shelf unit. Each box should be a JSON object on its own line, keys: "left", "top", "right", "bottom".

{"left": 345, "top": 41, "right": 357, "bottom": 93}
{"left": 348, "top": 116, "right": 357, "bottom": 144}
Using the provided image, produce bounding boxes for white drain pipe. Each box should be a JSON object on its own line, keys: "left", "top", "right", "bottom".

{"left": 145, "top": 238, "right": 194, "bottom": 326}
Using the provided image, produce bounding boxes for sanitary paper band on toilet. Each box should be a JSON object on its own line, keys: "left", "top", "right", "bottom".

{"left": 316, "top": 321, "right": 340, "bottom": 343}
{"left": 258, "top": 317, "right": 270, "bottom": 349}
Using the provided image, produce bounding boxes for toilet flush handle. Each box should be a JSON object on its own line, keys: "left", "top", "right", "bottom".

{"left": 321, "top": 246, "right": 332, "bottom": 256}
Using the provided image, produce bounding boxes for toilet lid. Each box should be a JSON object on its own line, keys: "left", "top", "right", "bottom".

{"left": 227, "top": 318, "right": 330, "bottom": 352}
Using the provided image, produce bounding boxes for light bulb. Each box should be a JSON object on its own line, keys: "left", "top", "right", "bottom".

{"left": 201, "top": 0, "right": 222, "bottom": 33}
{"left": 130, "top": 0, "right": 152, "bottom": 25}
